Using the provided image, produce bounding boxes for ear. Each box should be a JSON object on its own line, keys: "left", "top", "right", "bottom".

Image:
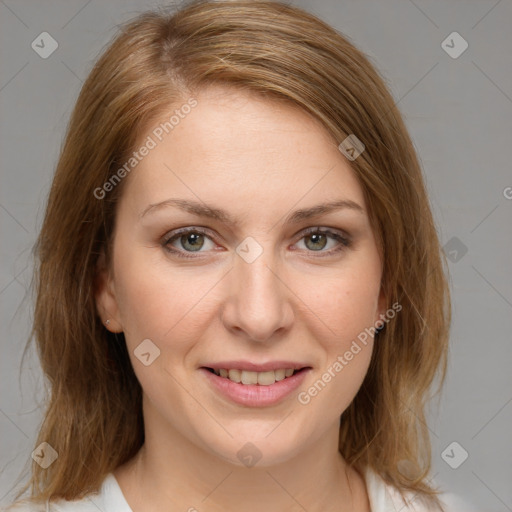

{"left": 94, "top": 248, "right": 123, "bottom": 333}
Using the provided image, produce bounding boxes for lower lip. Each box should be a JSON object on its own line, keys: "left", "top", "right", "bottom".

{"left": 200, "top": 367, "right": 311, "bottom": 407}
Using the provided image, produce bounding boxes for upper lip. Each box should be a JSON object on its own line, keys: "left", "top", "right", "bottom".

{"left": 201, "top": 360, "right": 311, "bottom": 372}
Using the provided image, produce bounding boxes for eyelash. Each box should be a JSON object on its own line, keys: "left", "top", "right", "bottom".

{"left": 161, "top": 226, "right": 352, "bottom": 260}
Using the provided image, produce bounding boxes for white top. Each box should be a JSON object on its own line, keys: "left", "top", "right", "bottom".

{"left": 4, "top": 468, "right": 474, "bottom": 511}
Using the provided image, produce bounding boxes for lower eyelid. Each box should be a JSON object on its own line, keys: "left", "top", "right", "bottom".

{"left": 162, "top": 228, "right": 351, "bottom": 256}
{"left": 164, "top": 230, "right": 215, "bottom": 252}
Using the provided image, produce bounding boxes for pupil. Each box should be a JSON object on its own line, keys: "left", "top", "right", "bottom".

{"left": 307, "top": 233, "right": 327, "bottom": 251}
{"left": 180, "top": 233, "right": 328, "bottom": 252}
{"left": 183, "top": 233, "right": 204, "bottom": 251}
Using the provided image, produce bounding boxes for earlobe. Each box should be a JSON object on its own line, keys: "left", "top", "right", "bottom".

{"left": 94, "top": 249, "right": 123, "bottom": 332}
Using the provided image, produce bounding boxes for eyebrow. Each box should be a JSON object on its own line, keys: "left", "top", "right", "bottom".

{"left": 139, "top": 198, "right": 364, "bottom": 225}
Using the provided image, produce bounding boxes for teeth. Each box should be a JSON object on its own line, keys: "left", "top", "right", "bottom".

{"left": 213, "top": 368, "right": 297, "bottom": 385}
{"left": 228, "top": 369, "right": 241, "bottom": 383}
{"left": 241, "top": 371, "right": 258, "bottom": 385}
{"left": 257, "top": 371, "right": 275, "bottom": 385}
{"left": 274, "top": 369, "right": 286, "bottom": 381}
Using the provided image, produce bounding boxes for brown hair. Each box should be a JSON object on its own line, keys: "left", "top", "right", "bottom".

{"left": 9, "top": 0, "right": 450, "bottom": 509}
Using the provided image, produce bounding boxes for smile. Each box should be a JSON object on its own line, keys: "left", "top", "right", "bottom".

{"left": 207, "top": 367, "right": 297, "bottom": 385}
{"left": 200, "top": 366, "right": 311, "bottom": 407}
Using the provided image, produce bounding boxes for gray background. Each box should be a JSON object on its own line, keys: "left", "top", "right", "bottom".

{"left": 1, "top": 0, "right": 511, "bottom": 510}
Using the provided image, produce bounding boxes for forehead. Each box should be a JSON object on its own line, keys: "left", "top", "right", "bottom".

{"left": 118, "top": 85, "right": 367, "bottom": 222}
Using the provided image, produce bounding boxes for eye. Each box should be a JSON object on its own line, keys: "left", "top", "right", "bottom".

{"left": 162, "top": 226, "right": 351, "bottom": 259}
{"left": 162, "top": 227, "right": 216, "bottom": 258}
{"left": 293, "top": 227, "right": 351, "bottom": 256}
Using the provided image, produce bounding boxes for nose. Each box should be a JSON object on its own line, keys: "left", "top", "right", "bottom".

{"left": 221, "top": 250, "right": 295, "bottom": 343}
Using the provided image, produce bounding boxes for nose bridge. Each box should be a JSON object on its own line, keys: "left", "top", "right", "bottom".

{"left": 238, "top": 250, "right": 281, "bottom": 303}
{"left": 223, "top": 236, "right": 293, "bottom": 341}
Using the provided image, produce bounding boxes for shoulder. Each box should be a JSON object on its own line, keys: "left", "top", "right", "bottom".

{"left": 363, "top": 467, "right": 476, "bottom": 512}
{"left": 3, "top": 474, "right": 132, "bottom": 512}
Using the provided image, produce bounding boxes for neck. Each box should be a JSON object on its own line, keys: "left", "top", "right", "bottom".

{"left": 114, "top": 396, "right": 369, "bottom": 512}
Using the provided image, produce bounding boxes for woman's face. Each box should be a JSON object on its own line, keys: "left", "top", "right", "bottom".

{"left": 96, "top": 85, "right": 386, "bottom": 467}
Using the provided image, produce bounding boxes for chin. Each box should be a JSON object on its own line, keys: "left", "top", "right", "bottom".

{"left": 201, "top": 426, "right": 309, "bottom": 469}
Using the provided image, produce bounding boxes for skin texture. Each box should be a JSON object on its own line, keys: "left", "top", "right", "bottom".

{"left": 95, "top": 85, "right": 386, "bottom": 512}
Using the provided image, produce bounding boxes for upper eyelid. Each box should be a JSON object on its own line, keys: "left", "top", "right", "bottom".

{"left": 163, "top": 226, "right": 350, "bottom": 247}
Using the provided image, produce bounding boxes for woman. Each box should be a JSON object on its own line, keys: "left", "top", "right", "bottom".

{"left": 8, "top": 1, "right": 456, "bottom": 510}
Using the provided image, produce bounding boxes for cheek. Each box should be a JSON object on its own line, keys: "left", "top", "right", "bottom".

{"left": 300, "top": 262, "right": 381, "bottom": 344}
{"left": 294, "top": 255, "right": 381, "bottom": 407}
{"left": 113, "top": 249, "right": 211, "bottom": 347}
{"left": 112, "top": 253, "right": 211, "bottom": 401}
{"left": 296, "top": 271, "right": 378, "bottom": 415}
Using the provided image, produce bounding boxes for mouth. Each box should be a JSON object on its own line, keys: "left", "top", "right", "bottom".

{"left": 199, "top": 364, "right": 312, "bottom": 407}
{"left": 203, "top": 367, "right": 306, "bottom": 386}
